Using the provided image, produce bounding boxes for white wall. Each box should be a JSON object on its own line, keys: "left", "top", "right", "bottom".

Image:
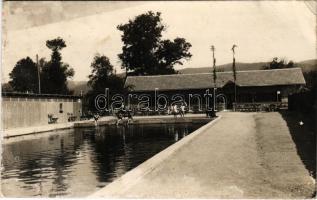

{"left": 2, "top": 97, "right": 82, "bottom": 130}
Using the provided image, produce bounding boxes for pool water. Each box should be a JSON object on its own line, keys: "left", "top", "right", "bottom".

{"left": 1, "top": 123, "right": 205, "bottom": 197}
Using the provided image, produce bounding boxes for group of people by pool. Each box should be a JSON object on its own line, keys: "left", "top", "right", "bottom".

{"left": 92, "top": 102, "right": 190, "bottom": 126}
{"left": 167, "top": 102, "right": 187, "bottom": 118}
{"left": 114, "top": 102, "right": 189, "bottom": 125}
{"left": 115, "top": 104, "right": 134, "bottom": 126}
{"left": 92, "top": 101, "right": 216, "bottom": 126}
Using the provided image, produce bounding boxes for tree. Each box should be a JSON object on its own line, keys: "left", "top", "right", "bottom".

{"left": 304, "top": 71, "right": 317, "bottom": 91}
{"left": 117, "top": 11, "right": 192, "bottom": 75}
{"left": 2, "top": 83, "right": 13, "bottom": 92}
{"left": 9, "top": 57, "right": 38, "bottom": 93}
{"left": 88, "top": 54, "right": 123, "bottom": 93}
{"left": 41, "top": 37, "right": 74, "bottom": 94}
{"left": 86, "top": 54, "right": 124, "bottom": 111}
{"left": 263, "top": 57, "right": 295, "bottom": 70}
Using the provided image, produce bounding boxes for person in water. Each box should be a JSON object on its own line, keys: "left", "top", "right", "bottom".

{"left": 116, "top": 104, "right": 125, "bottom": 126}
{"left": 126, "top": 109, "right": 133, "bottom": 124}
{"left": 116, "top": 111, "right": 123, "bottom": 126}
{"left": 94, "top": 113, "right": 100, "bottom": 126}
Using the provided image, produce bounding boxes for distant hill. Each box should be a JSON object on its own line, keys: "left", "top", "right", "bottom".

{"left": 67, "top": 81, "right": 91, "bottom": 96}
{"left": 178, "top": 59, "right": 317, "bottom": 74}
{"left": 296, "top": 59, "right": 317, "bottom": 72}
{"left": 178, "top": 62, "right": 268, "bottom": 74}
{"left": 67, "top": 73, "right": 126, "bottom": 95}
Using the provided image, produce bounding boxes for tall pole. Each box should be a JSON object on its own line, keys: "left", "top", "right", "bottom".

{"left": 232, "top": 45, "right": 237, "bottom": 110}
{"left": 36, "top": 54, "right": 41, "bottom": 94}
{"left": 211, "top": 45, "right": 217, "bottom": 111}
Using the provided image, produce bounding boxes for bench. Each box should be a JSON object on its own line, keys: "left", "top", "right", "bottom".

{"left": 48, "top": 114, "right": 58, "bottom": 124}
{"left": 68, "top": 116, "right": 77, "bottom": 122}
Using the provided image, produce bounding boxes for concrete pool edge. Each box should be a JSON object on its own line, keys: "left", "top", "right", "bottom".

{"left": 2, "top": 114, "right": 210, "bottom": 138}
{"left": 2, "top": 122, "right": 75, "bottom": 138}
{"left": 89, "top": 115, "right": 222, "bottom": 198}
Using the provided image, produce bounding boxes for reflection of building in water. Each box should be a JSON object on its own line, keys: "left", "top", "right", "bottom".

{"left": 174, "top": 130, "right": 179, "bottom": 142}
{"left": 2, "top": 129, "right": 80, "bottom": 197}
{"left": 168, "top": 126, "right": 174, "bottom": 135}
{"left": 182, "top": 124, "right": 189, "bottom": 137}
{"left": 127, "top": 125, "right": 134, "bottom": 136}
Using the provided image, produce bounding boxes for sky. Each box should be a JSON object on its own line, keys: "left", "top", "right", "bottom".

{"left": 2, "top": 1, "right": 316, "bottom": 82}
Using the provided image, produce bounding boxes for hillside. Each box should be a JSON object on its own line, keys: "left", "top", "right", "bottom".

{"left": 296, "top": 59, "right": 317, "bottom": 72}
{"left": 178, "top": 60, "right": 317, "bottom": 74}
{"left": 178, "top": 62, "right": 268, "bottom": 74}
{"left": 67, "top": 73, "right": 126, "bottom": 95}
{"left": 67, "top": 81, "right": 91, "bottom": 95}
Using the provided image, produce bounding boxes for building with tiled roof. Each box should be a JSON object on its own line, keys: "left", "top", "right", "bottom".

{"left": 124, "top": 68, "right": 305, "bottom": 110}
{"left": 125, "top": 68, "right": 305, "bottom": 92}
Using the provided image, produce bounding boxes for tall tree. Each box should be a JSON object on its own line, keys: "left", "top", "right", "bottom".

{"left": 117, "top": 11, "right": 192, "bottom": 75}
{"left": 9, "top": 57, "right": 38, "bottom": 93}
{"left": 88, "top": 54, "right": 123, "bottom": 93}
{"left": 86, "top": 54, "right": 124, "bottom": 111}
{"left": 41, "top": 37, "right": 74, "bottom": 94}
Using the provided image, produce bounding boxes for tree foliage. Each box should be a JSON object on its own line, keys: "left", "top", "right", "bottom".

{"left": 263, "top": 57, "right": 295, "bottom": 70}
{"left": 2, "top": 83, "right": 13, "bottom": 92}
{"left": 117, "top": 11, "right": 192, "bottom": 75}
{"left": 303, "top": 70, "right": 317, "bottom": 91}
{"left": 88, "top": 54, "right": 124, "bottom": 93}
{"left": 46, "top": 38, "right": 66, "bottom": 52}
{"left": 41, "top": 37, "right": 74, "bottom": 94}
{"left": 86, "top": 54, "right": 125, "bottom": 111}
{"left": 9, "top": 57, "right": 38, "bottom": 93}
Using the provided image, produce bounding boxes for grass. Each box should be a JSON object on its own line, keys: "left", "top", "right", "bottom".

{"left": 279, "top": 110, "right": 316, "bottom": 179}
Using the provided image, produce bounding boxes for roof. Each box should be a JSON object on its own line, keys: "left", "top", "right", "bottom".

{"left": 1, "top": 92, "right": 82, "bottom": 99}
{"left": 125, "top": 68, "right": 306, "bottom": 92}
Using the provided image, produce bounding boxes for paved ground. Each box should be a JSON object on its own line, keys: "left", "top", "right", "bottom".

{"left": 91, "top": 112, "right": 315, "bottom": 198}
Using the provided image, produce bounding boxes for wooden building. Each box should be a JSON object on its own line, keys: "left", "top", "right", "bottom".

{"left": 2, "top": 92, "right": 82, "bottom": 129}
{"left": 124, "top": 68, "right": 306, "bottom": 111}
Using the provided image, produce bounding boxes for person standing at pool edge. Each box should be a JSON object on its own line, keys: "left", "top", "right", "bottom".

{"left": 173, "top": 104, "right": 178, "bottom": 118}
{"left": 180, "top": 103, "right": 186, "bottom": 117}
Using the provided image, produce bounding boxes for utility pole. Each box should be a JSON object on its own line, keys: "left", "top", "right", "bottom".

{"left": 36, "top": 54, "right": 41, "bottom": 94}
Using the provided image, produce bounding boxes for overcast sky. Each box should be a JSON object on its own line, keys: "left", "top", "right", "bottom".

{"left": 2, "top": 1, "right": 316, "bottom": 82}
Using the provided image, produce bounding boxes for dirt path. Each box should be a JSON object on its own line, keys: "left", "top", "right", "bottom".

{"left": 91, "top": 112, "right": 315, "bottom": 198}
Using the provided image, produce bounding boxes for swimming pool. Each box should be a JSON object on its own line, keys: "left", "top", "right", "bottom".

{"left": 1, "top": 123, "right": 205, "bottom": 197}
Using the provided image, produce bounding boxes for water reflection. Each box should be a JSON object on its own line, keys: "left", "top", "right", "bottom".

{"left": 1, "top": 123, "right": 204, "bottom": 197}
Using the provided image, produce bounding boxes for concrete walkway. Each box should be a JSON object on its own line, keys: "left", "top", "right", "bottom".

{"left": 91, "top": 112, "right": 315, "bottom": 198}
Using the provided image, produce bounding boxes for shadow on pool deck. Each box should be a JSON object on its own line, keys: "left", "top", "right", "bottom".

{"left": 279, "top": 111, "right": 316, "bottom": 181}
